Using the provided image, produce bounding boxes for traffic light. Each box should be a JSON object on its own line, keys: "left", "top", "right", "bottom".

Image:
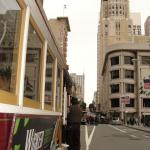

{"left": 139, "top": 86, "right": 144, "bottom": 94}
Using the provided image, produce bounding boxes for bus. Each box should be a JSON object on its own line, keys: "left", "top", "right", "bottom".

{"left": 0, "top": 0, "right": 72, "bottom": 149}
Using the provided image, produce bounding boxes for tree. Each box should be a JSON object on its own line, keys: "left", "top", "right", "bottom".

{"left": 80, "top": 101, "right": 86, "bottom": 111}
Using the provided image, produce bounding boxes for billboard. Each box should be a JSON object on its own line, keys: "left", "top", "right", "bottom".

{"left": 143, "top": 78, "right": 150, "bottom": 91}
{"left": 8, "top": 114, "right": 58, "bottom": 150}
{"left": 0, "top": 113, "right": 14, "bottom": 150}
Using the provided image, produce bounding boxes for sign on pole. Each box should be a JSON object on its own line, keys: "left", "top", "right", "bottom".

{"left": 120, "top": 96, "right": 130, "bottom": 104}
{"left": 143, "top": 78, "right": 150, "bottom": 91}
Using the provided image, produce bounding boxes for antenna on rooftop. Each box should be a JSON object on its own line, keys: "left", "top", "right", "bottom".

{"left": 63, "top": 4, "right": 67, "bottom": 16}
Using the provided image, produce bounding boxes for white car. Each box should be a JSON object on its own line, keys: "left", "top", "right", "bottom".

{"left": 110, "top": 117, "right": 122, "bottom": 125}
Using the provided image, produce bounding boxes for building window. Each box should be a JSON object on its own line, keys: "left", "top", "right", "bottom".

{"left": 45, "top": 82, "right": 52, "bottom": 91}
{"left": 142, "top": 56, "right": 150, "bottom": 65}
{"left": 24, "top": 22, "right": 43, "bottom": 100}
{"left": 46, "top": 68, "right": 52, "bottom": 77}
{"left": 111, "top": 70, "right": 119, "bottom": 79}
{"left": 111, "top": 98, "right": 120, "bottom": 107}
{"left": 124, "top": 56, "right": 133, "bottom": 65}
{"left": 143, "top": 99, "right": 150, "bottom": 107}
{"left": 111, "top": 56, "right": 119, "bottom": 65}
{"left": 124, "top": 70, "right": 134, "bottom": 79}
{"left": 125, "top": 84, "right": 134, "bottom": 93}
{"left": 111, "top": 84, "right": 119, "bottom": 93}
{"left": 45, "top": 52, "right": 54, "bottom": 106}
{"left": 125, "top": 99, "right": 134, "bottom": 107}
{"left": 0, "top": 0, "right": 21, "bottom": 93}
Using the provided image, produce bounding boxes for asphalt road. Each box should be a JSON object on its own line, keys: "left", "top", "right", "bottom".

{"left": 80, "top": 124, "right": 150, "bottom": 150}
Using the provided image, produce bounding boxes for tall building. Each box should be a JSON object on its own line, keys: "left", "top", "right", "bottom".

{"left": 145, "top": 16, "right": 150, "bottom": 36}
{"left": 97, "top": 0, "right": 150, "bottom": 121}
{"left": 49, "top": 17, "right": 71, "bottom": 63}
{"left": 70, "top": 73, "right": 85, "bottom": 101}
{"left": 130, "top": 13, "right": 141, "bottom": 35}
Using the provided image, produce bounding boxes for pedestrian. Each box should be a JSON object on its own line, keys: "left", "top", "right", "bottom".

{"left": 127, "top": 117, "right": 130, "bottom": 125}
{"left": 67, "top": 97, "right": 82, "bottom": 150}
{"left": 135, "top": 117, "right": 139, "bottom": 126}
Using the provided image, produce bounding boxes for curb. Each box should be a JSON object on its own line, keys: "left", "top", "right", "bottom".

{"left": 125, "top": 125, "right": 150, "bottom": 133}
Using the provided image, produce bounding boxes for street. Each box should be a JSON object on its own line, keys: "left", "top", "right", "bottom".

{"left": 80, "top": 124, "right": 150, "bottom": 150}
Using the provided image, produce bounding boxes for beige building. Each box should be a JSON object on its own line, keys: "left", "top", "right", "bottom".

{"left": 130, "top": 13, "right": 141, "bottom": 35}
{"left": 70, "top": 73, "right": 85, "bottom": 102}
{"left": 97, "top": 0, "right": 150, "bottom": 121}
{"left": 145, "top": 16, "right": 150, "bottom": 36}
{"left": 49, "top": 17, "right": 70, "bottom": 63}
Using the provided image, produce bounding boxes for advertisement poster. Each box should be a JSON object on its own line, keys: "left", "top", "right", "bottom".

{"left": 144, "top": 78, "right": 150, "bottom": 90}
{"left": 10, "top": 115, "right": 58, "bottom": 150}
{"left": 0, "top": 113, "right": 14, "bottom": 150}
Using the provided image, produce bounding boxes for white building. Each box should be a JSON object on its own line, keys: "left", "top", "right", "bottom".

{"left": 130, "top": 13, "right": 141, "bottom": 35}
{"left": 97, "top": 0, "right": 150, "bottom": 121}
{"left": 70, "top": 73, "right": 85, "bottom": 101}
{"left": 145, "top": 16, "right": 150, "bottom": 36}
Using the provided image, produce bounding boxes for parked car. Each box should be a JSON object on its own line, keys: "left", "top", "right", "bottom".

{"left": 110, "top": 117, "right": 122, "bottom": 125}
{"left": 99, "top": 116, "right": 109, "bottom": 124}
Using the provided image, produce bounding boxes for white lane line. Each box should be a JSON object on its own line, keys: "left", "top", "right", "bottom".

{"left": 85, "top": 126, "right": 88, "bottom": 145}
{"left": 88, "top": 126, "right": 96, "bottom": 144}
{"left": 108, "top": 125, "right": 127, "bottom": 133}
{"left": 128, "top": 129, "right": 136, "bottom": 132}
{"left": 85, "top": 125, "right": 96, "bottom": 150}
{"left": 130, "top": 135, "right": 137, "bottom": 138}
{"left": 144, "top": 135, "right": 150, "bottom": 139}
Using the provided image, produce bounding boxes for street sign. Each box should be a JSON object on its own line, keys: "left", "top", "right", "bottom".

{"left": 143, "top": 78, "right": 150, "bottom": 91}
{"left": 120, "top": 96, "right": 130, "bottom": 104}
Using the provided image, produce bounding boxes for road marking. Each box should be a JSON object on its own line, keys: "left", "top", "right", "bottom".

{"left": 85, "top": 125, "right": 96, "bottom": 150}
{"left": 122, "top": 128, "right": 127, "bottom": 130}
{"left": 128, "top": 129, "right": 136, "bottom": 132}
{"left": 108, "top": 125, "right": 127, "bottom": 133}
{"left": 130, "top": 135, "right": 137, "bottom": 138}
{"left": 144, "top": 135, "right": 150, "bottom": 139}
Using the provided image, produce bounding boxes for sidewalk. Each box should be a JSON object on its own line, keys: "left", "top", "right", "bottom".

{"left": 125, "top": 125, "right": 150, "bottom": 133}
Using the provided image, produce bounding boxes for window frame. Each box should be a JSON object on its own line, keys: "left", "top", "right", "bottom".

{"left": 55, "top": 66, "right": 63, "bottom": 112}
{"left": 110, "top": 84, "right": 120, "bottom": 93}
{"left": 124, "top": 56, "right": 133, "bottom": 65}
{"left": 0, "top": 0, "right": 26, "bottom": 105}
{"left": 44, "top": 49, "right": 55, "bottom": 110}
{"left": 111, "top": 98, "right": 120, "bottom": 108}
{"left": 23, "top": 16, "right": 45, "bottom": 108}
{"left": 125, "top": 83, "right": 134, "bottom": 93}
{"left": 141, "top": 56, "right": 150, "bottom": 65}
{"left": 125, "top": 98, "right": 135, "bottom": 107}
{"left": 111, "top": 70, "right": 120, "bottom": 79}
{"left": 124, "top": 69, "right": 134, "bottom": 79}
{"left": 143, "top": 98, "right": 150, "bottom": 108}
{"left": 111, "top": 56, "right": 119, "bottom": 66}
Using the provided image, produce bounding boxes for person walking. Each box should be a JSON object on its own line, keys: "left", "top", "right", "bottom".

{"left": 67, "top": 97, "right": 82, "bottom": 150}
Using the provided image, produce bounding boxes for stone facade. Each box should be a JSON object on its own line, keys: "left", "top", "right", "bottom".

{"left": 97, "top": 0, "right": 150, "bottom": 120}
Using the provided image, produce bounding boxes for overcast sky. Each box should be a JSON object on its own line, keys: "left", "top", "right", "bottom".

{"left": 44, "top": 0, "right": 150, "bottom": 105}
